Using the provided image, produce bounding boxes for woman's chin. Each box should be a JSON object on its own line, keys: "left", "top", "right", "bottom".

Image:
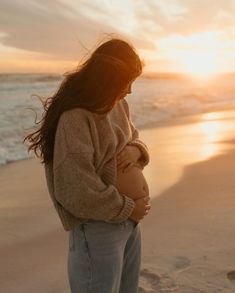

{"left": 118, "top": 95, "right": 125, "bottom": 101}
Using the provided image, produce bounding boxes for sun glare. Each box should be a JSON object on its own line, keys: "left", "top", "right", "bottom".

{"left": 159, "top": 31, "right": 229, "bottom": 79}
{"left": 181, "top": 51, "right": 219, "bottom": 78}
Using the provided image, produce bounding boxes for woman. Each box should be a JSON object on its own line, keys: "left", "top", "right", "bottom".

{"left": 24, "top": 37, "right": 151, "bottom": 293}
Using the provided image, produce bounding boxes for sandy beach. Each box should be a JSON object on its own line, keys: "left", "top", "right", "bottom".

{"left": 1, "top": 110, "right": 235, "bottom": 293}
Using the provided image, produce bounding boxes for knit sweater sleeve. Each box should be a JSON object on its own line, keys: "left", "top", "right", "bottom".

{"left": 53, "top": 110, "right": 135, "bottom": 223}
{"left": 122, "top": 99, "right": 150, "bottom": 169}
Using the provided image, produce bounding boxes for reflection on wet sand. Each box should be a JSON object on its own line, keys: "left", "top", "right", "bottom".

{"left": 141, "top": 109, "right": 235, "bottom": 197}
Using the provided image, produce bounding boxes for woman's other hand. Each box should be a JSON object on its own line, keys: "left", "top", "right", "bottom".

{"left": 129, "top": 196, "right": 151, "bottom": 223}
{"left": 117, "top": 145, "right": 141, "bottom": 171}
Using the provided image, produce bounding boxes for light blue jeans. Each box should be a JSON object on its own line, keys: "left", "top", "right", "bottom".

{"left": 68, "top": 218, "right": 141, "bottom": 293}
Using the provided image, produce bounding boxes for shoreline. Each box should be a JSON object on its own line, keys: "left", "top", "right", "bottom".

{"left": 1, "top": 107, "right": 235, "bottom": 170}
{"left": 141, "top": 107, "right": 235, "bottom": 130}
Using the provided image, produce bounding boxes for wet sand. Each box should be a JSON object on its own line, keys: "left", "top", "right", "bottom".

{"left": 140, "top": 143, "right": 235, "bottom": 292}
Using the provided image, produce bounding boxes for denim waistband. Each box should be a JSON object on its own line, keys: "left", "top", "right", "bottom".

{"left": 81, "top": 218, "right": 138, "bottom": 227}
{"left": 84, "top": 218, "right": 138, "bottom": 227}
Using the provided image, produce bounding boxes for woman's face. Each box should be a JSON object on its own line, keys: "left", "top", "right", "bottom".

{"left": 118, "top": 81, "right": 133, "bottom": 101}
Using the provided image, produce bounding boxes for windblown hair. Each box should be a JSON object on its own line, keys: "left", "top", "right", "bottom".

{"left": 23, "top": 37, "right": 144, "bottom": 165}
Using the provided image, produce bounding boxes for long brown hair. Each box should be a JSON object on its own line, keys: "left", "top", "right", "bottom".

{"left": 23, "top": 37, "right": 144, "bottom": 165}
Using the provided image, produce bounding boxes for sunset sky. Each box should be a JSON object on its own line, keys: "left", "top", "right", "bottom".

{"left": 1, "top": 0, "right": 235, "bottom": 75}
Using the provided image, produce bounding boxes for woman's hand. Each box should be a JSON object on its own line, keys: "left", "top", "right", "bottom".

{"left": 129, "top": 196, "right": 151, "bottom": 223}
{"left": 117, "top": 145, "right": 141, "bottom": 172}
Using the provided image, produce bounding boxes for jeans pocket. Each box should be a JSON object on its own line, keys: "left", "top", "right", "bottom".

{"left": 80, "top": 224, "right": 92, "bottom": 257}
{"left": 68, "top": 225, "right": 93, "bottom": 286}
{"left": 80, "top": 224, "right": 93, "bottom": 281}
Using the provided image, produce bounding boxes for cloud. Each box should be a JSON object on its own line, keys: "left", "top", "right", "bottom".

{"left": 0, "top": 0, "right": 124, "bottom": 60}
{"left": 0, "top": 0, "right": 155, "bottom": 61}
{"left": 133, "top": 0, "right": 235, "bottom": 38}
{"left": 59, "top": 0, "right": 156, "bottom": 50}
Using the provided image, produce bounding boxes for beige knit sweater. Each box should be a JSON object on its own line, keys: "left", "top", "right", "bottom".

{"left": 44, "top": 99, "right": 150, "bottom": 231}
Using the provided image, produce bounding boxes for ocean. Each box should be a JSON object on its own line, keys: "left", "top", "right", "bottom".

{"left": 0, "top": 73, "right": 235, "bottom": 167}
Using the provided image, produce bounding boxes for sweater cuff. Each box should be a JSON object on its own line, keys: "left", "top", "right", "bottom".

{"left": 108, "top": 194, "right": 135, "bottom": 223}
{"left": 127, "top": 139, "right": 150, "bottom": 169}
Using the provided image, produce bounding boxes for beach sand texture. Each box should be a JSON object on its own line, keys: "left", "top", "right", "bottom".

{"left": 1, "top": 110, "right": 235, "bottom": 293}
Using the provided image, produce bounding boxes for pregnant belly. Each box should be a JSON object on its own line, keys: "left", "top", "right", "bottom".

{"left": 116, "top": 165, "right": 149, "bottom": 200}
